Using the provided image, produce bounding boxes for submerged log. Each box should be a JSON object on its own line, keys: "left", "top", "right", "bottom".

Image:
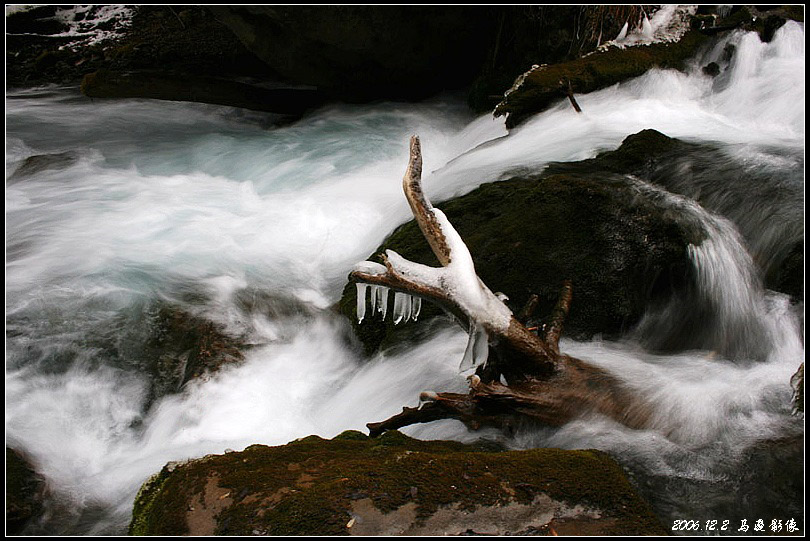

{"left": 352, "top": 137, "right": 653, "bottom": 437}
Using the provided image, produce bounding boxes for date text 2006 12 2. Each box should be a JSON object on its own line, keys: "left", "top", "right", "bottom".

{"left": 672, "top": 519, "right": 801, "bottom": 534}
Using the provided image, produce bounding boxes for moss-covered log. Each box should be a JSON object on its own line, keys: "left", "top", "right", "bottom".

{"left": 494, "top": 29, "right": 709, "bottom": 128}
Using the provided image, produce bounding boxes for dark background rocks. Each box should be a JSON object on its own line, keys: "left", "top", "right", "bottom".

{"left": 6, "top": 448, "right": 47, "bottom": 534}
{"left": 8, "top": 5, "right": 785, "bottom": 119}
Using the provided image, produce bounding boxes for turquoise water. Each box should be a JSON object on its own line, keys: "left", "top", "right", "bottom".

{"left": 5, "top": 24, "right": 804, "bottom": 534}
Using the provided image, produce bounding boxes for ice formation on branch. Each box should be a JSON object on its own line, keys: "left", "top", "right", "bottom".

{"left": 354, "top": 284, "right": 423, "bottom": 325}
{"left": 350, "top": 136, "right": 524, "bottom": 375}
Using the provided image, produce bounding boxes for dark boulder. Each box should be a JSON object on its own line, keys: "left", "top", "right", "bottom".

{"left": 74, "top": 299, "right": 248, "bottom": 407}
{"left": 129, "top": 431, "right": 666, "bottom": 535}
{"left": 593, "top": 130, "right": 804, "bottom": 302}
{"left": 134, "top": 303, "right": 246, "bottom": 403}
{"left": 6, "top": 6, "right": 274, "bottom": 98}
{"left": 5, "top": 5, "right": 68, "bottom": 35}
{"left": 701, "top": 5, "right": 805, "bottom": 43}
{"left": 6, "top": 448, "right": 47, "bottom": 534}
{"left": 773, "top": 243, "right": 804, "bottom": 302}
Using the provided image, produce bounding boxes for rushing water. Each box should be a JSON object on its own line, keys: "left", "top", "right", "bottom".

{"left": 5, "top": 24, "right": 804, "bottom": 535}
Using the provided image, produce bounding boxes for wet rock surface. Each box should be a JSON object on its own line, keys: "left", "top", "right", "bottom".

{"left": 6, "top": 6, "right": 265, "bottom": 89}
{"left": 80, "top": 69, "right": 325, "bottom": 117}
{"left": 6, "top": 448, "right": 47, "bottom": 534}
{"left": 593, "top": 129, "right": 804, "bottom": 302}
{"left": 129, "top": 431, "right": 666, "bottom": 536}
{"left": 7, "top": 151, "right": 81, "bottom": 182}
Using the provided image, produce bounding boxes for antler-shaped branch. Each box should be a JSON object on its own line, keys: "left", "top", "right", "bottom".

{"left": 351, "top": 136, "right": 559, "bottom": 381}
{"left": 352, "top": 137, "right": 644, "bottom": 436}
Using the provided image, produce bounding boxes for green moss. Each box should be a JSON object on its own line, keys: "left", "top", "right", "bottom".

{"left": 129, "top": 435, "right": 667, "bottom": 535}
{"left": 332, "top": 429, "right": 370, "bottom": 441}
{"left": 129, "top": 468, "right": 173, "bottom": 535}
{"left": 290, "top": 434, "right": 328, "bottom": 445}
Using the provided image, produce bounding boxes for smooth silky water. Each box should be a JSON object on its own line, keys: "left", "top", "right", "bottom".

{"left": 5, "top": 24, "right": 804, "bottom": 534}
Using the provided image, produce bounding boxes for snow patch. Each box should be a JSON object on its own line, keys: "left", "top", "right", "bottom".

{"left": 602, "top": 5, "right": 698, "bottom": 49}
{"left": 352, "top": 260, "right": 386, "bottom": 276}
{"left": 430, "top": 208, "right": 513, "bottom": 331}
{"left": 8, "top": 5, "right": 135, "bottom": 50}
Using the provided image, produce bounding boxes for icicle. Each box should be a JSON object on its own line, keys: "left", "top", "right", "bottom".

{"left": 355, "top": 283, "right": 368, "bottom": 323}
{"left": 641, "top": 15, "right": 653, "bottom": 39}
{"left": 615, "top": 21, "right": 628, "bottom": 41}
{"left": 370, "top": 285, "right": 378, "bottom": 312}
{"left": 377, "top": 286, "right": 389, "bottom": 319}
{"left": 402, "top": 294, "right": 412, "bottom": 323}
{"left": 393, "top": 292, "right": 406, "bottom": 324}
{"left": 459, "top": 323, "right": 489, "bottom": 372}
{"left": 411, "top": 296, "right": 421, "bottom": 321}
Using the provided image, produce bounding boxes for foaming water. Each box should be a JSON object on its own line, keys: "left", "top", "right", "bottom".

{"left": 5, "top": 24, "right": 804, "bottom": 534}
{"left": 428, "top": 23, "right": 804, "bottom": 201}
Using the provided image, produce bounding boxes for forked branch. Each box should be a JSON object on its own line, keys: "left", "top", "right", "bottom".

{"left": 352, "top": 137, "right": 642, "bottom": 436}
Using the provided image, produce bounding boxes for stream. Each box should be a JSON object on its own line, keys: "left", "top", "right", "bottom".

{"left": 5, "top": 23, "right": 804, "bottom": 535}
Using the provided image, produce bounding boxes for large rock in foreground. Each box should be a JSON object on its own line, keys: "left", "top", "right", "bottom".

{"left": 129, "top": 431, "right": 666, "bottom": 536}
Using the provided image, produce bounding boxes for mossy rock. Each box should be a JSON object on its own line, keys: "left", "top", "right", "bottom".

{"left": 592, "top": 129, "right": 804, "bottom": 302}
{"left": 6, "top": 448, "right": 46, "bottom": 534}
{"left": 76, "top": 299, "right": 247, "bottom": 407}
{"left": 129, "top": 432, "right": 667, "bottom": 535}
{"left": 141, "top": 303, "right": 246, "bottom": 402}
{"left": 340, "top": 130, "right": 704, "bottom": 355}
{"left": 494, "top": 29, "right": 709, "bottom": 128}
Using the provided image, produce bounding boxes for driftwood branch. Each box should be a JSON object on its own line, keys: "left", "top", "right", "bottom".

{"left": 516, "top": 293, "right": 541, "bottom": 325}
{"left": 354, "top": 137, "right": 646, "bottom": 437}
{"left": 544, "top": 279, "right": 573, "bottom": 354}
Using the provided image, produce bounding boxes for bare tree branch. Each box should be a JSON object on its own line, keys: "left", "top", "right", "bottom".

{"left": 351, "top": 137, "right": 648, "bottom": 437}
